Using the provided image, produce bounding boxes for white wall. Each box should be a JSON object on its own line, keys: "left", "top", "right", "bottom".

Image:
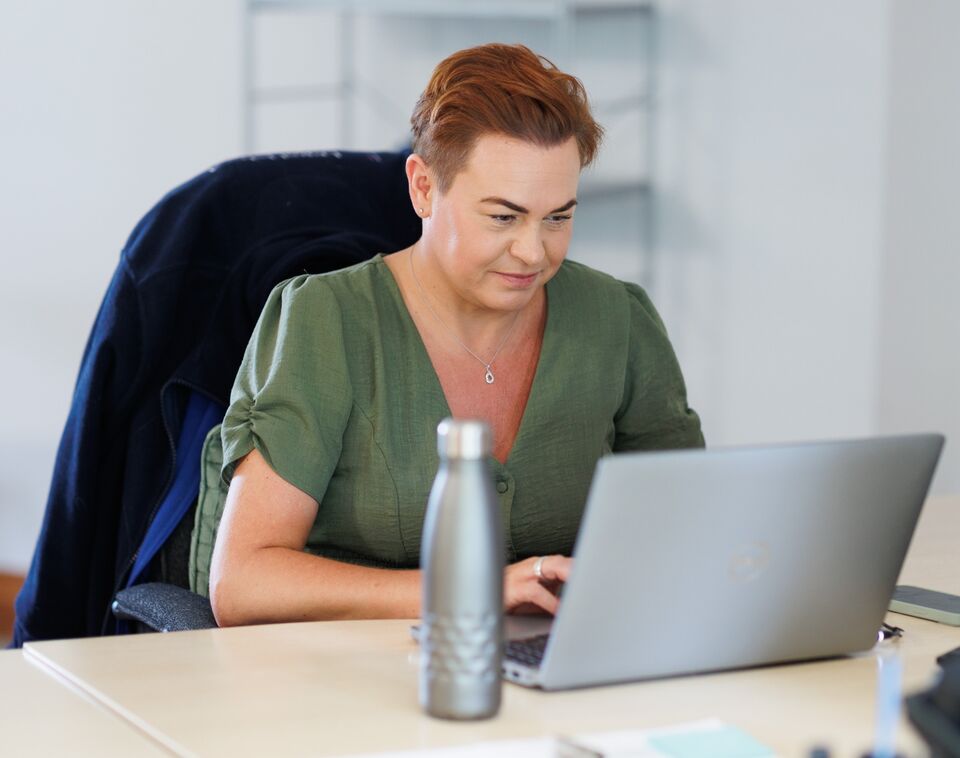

{"left": 878, "top": 0, "right": 960, "bottom": 494}
{"left": 655, "top": 0, "right": 959, "bottom": 492}
{"left": 0, "top": 1, "right": 243, "bottom": 572}
{"left": 655, "top": 0, "right": 891, "bottom": 449}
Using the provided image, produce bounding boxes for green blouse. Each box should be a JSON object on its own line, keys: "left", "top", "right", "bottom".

{"left": 190, "top": 255, "right": 703, "bottom": 592}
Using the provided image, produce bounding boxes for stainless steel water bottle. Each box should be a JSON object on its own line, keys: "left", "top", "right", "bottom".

{"left": 420, "top": 418, "right": 504, "bottom": 720}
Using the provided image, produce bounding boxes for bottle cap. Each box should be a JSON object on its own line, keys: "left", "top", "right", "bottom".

{"left": 436, "top": 418, "right": 491, "bottom": 460}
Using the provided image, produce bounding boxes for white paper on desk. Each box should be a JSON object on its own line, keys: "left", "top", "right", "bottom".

{"left": 352, "top": 718, "right": 777, "bottom": 757}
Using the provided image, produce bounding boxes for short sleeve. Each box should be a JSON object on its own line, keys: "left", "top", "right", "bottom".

{"left": 614, "top": 282, "right": 705, "bottom": 452}
{"left": 220, "top": 275, "right": 353, "bottom": 503}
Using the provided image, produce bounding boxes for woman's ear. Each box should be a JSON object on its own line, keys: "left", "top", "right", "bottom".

{"left": 405, "top": 153, "right": 433, "bottom": 218}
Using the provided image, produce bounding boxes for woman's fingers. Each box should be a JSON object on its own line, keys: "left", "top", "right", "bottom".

{"left": 504, "top": 555, "right": 573, "bottom": 615}
{"left": 535, "top": 554, "right": 572, "bottom": 584}
{"left": 521, "top": 582, "right": 561, "bottom": 616}
{"left": 506, "top": 574, "right": 560, "bottom": 615}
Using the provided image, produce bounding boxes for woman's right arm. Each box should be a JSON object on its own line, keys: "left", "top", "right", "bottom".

{"left": 209, "top": 448, "right": 569, "bottom": 626}
{"left": 209, "top": 448, "right": 421, "bottom": 626}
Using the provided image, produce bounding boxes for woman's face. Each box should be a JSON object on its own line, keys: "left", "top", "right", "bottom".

{"left": 421, "top": 134, "right": 581, "bottom": 315}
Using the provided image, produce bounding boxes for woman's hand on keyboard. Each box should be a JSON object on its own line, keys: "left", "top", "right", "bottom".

{"left": 504, "top": 555, "right": 572, "bottom": 616}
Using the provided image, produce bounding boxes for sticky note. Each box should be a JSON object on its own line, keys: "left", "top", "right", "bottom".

{"left": 648, "top": 724, "right": 775, "bottom": 758}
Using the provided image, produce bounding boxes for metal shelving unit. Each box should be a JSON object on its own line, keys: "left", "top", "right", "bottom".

{"left": 241, "top": 0, "right": 658, "bottom": 284}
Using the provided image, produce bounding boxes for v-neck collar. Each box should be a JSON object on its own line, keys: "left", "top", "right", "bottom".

{"left": 373, "top": 253, "right": 559, "bottom": 468}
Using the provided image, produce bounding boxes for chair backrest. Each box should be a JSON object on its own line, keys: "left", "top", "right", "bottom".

{"left": 13, "top": 150, "right": 421, "bottom": 646}
{"left": 127, "top": 391, "right": 224, "bottom": 591}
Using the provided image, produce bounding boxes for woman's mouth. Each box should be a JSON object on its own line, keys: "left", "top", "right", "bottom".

{"left": 496, "top": 271, "right": 539, "bottom": 288}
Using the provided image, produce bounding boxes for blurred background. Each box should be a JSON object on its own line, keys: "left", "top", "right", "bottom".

{"left": 0, "top": 0, "right": 957, "bottom": 595}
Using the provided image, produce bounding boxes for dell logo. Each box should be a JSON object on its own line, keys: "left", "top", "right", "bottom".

{"left": 729, "top": 541, "right": 771, "bottom": 583}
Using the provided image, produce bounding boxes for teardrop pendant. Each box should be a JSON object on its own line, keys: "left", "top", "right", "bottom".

{"left": 484, "top": 367, "right": 495, "bottom": 384}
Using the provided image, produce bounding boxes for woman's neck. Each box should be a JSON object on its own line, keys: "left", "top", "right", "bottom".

{"left": 384, "top": 246, "right": 545, "bottom": 359}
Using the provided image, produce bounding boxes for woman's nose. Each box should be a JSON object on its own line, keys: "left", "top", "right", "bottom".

{"left": 509, "top": 226, "right": 546, "bottom": 265}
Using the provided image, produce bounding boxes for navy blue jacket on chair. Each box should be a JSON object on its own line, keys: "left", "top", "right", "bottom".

{"left": 12, "top": 150, "right": 421, "bottom": 646}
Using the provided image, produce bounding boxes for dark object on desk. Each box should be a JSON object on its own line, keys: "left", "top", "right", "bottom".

{"left": 890, "top": 586, "right": 960, "bottom": 626}
{"left": 906, "top": 660, "right": 960, "bottom": 757}
{"left": 939, "top": 645, "right": 960, "bottom": 668}
{"left": 880, "top": 622, "right": 904, "bottom": 641}
{"left": 12, "top": 150, "right": 421, "bottom": 645}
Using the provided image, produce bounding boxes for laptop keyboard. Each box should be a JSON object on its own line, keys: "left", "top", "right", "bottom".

{"left": 504, "top": 633, "right": 549, "bottom": 667}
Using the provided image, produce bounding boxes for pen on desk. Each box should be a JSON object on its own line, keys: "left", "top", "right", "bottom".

{"left": 554, "top": 735, "right": 603, "bottom": 758}
{"left": 872, "top": 647, "right": 903, "bottom": 758}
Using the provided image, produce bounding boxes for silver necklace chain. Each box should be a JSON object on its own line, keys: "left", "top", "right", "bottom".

{"left": 408, "top": 251, "right": 521, "bottom": 385}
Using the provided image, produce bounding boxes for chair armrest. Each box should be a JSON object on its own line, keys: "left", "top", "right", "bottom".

{"left": 112, "top": 582, "right": 217, "bottom": 632}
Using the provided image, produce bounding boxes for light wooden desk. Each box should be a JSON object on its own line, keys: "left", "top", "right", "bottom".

{"left": 20, "top": 496, "right": 960, "bottom": 757}
{"left": 0, "top": 648, "right": 165, "bottom": 755}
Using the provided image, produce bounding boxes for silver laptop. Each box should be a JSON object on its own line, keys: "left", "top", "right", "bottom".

{"left": 502, "top": 433, "right": 944, "bottom": 690}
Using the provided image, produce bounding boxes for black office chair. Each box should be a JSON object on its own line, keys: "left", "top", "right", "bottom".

{"left": 13, "top": 150, "right": 421, "bottom": 644}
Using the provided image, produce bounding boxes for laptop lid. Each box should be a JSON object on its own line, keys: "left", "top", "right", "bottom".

{"left": 536, "top": 434, "right": 944, "bottom": 690}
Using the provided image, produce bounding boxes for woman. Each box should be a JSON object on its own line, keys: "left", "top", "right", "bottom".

{"left": 208, "top": 43, "right": 703, "bottom": 626}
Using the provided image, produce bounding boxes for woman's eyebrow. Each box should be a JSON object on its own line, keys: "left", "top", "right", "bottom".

{"left": 480, "top": 197, "right": 578, "bottom": 214}
{"left": 548, "top": 199, "right": 578, "bottom": 213}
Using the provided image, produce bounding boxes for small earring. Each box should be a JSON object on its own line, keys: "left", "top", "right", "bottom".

{"left": 418, "top": 207, "right": 424, "bottom": 215}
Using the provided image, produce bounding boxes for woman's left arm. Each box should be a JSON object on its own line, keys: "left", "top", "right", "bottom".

{"left": 613, "top": 282, "right": 704, "bottom": 452}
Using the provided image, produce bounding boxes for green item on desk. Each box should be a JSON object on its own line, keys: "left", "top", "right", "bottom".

{"left": 889, "top": 585, "right": 960, "bottom": 625}
{"left": 648, "top": 724, "right": 774, "bottom": 758}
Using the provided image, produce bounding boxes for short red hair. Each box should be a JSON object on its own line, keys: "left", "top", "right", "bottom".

{"left": 410, "top": 43, "right": 603, "bottom": 193}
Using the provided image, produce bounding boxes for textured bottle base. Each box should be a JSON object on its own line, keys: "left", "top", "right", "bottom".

{"left": 420, "top": 612, "right": 502, "bottom": 720}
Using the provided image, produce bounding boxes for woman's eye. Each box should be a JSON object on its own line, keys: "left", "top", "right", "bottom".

{"left": 545, "top": 214, "right": 572, "bottom": 226}
{"left": 490, "top": 215, "right": 516, "bottom": 224}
